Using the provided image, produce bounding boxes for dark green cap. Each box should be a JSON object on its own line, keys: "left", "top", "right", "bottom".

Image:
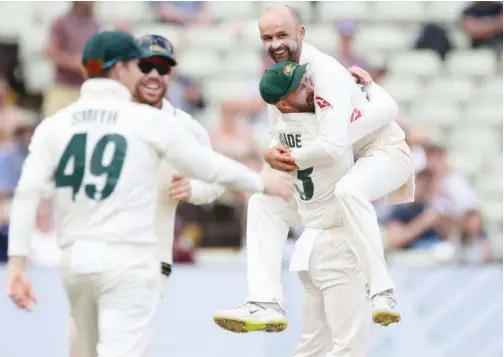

{"left": 81, "top": 30, "right": 147, "bottom": 77}
{"left": 259, "top": 61, "right": 308, "bottom": 105}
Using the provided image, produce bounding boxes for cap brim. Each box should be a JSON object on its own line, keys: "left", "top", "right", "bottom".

{"left": 141, "top": 51, "right": 177, "bottom": 66}
{"left": 287, "top": 63, "right": 308, "bottom": 94}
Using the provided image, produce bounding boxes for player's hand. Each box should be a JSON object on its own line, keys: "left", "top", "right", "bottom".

{"left": 264, "top": 144, "right": 297, "bottom": 173}
{"left": 348, "top": 66, "right": 374, "bottom": 86}
{"left": 260, "top": 166, "right": 293, "bottom": 200}
{"left": 6, "top": 259, "right": 37, "bottom": 312}
{"left": 169, "top": 174, "right": 192, "bottom": 201}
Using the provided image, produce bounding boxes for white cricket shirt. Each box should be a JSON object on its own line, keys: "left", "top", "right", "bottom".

{"left": 8, "top": 79, "right": 264, "bottom": 256}
{"left": 156, "top": 99, "right": 224, "bottom": 265}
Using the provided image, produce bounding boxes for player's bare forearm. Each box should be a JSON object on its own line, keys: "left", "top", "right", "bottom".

{"left": 8, "top": 256, "right": 28, "bottom": 270}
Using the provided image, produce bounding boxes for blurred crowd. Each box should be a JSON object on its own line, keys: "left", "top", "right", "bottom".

{"left": 0, "top": 1, "right": 502, "bottom": 267}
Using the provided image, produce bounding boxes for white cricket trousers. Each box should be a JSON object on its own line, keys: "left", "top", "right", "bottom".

{"left": 63, "top": 241, "right": 162, "bottom": 357}
{"left": 294, "top": 229, "right": 371, "bottom": 357}
{"left": 246, "top": 145, "right": 412, "bottom": 305}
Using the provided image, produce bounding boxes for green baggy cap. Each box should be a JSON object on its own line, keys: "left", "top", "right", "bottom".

{"left": 82, "top": 30, "right": 147, "bottom": 77}
{"left": 259, "top": 61, "right": 308, "bottom": 105}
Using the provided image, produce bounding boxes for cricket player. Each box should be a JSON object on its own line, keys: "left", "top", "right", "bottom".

{"left": 255, "top": 62, "right": 389, "bottom": 357}
{"left": 214, "top": 5, "right": 414, "bottom": 330}
{"left": 6, "top": 31, "right": 291, "bottom": 357}
{"left": 133, "top": 34, "right": 226, "bottom": 288}
{"left": 67, "top": 34, "right": 229, "bottom": 357}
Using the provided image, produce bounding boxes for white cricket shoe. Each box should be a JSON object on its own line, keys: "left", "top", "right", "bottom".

{"left": 213, "top": 302, "right": 288, "bottom": 334}
{"left": 372, "top": 289, "right": 401, "bottom": 326}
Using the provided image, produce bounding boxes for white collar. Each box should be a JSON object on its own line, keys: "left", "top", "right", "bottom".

{"left": 161, "top": 98, "right": 176, "bottom": 114}
{"left": 80, "top": 79, "right": 131, "bottom": 101}
{"left": 299, "top": 42, "right": 317, "bottom": 65}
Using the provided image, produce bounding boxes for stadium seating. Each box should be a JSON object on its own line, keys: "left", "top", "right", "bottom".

{"left": 446, "top": 49, "right": 498, "bottom": 78}
{"left": 388, "top": 50, "right": 442, "bottom": 78}
{"left": 372, "top": 1, "right": 426, "bottom": 22}
{"left": 95, "top": 1, "right": 153, "bottom": 23}
{"left": 0, "top": 0, "right": 501, "bottom": 241}
{"left": 206, "top": 2, "right": 257, "bottom": 22}
{"left": 424, "top": 78, "right": 475, "bottom": 104}
{"left": 317, "top": 2, "right": 370, "bottom": 22}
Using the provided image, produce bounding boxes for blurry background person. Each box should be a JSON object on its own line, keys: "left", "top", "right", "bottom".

{"left": 150, "top": 1, "right": 212, "bottom": 26}
{"left": 425, "top": 144, "right": 479, "bottom": 226}
{"left": 166, "top": 72, "right": 207, "bottom": 116}
{"left": 335, "top": 19, "right": 380, "bottom": 81}
{"left": 0, "top": 75, "right": 23, "bottom": 147}
{"left": 42, "top": 1, "right": 98, "bottom": 117}
{"left": 385, "top": 169, "right": 446, "bottom": 250}
{"left": 461, "top": 1, "right": 503, "bottom": 53}
{"left": 0, "top": 113, "right": 38, "bottom": 202}
{"left": 454, "top": 209, "right": 494, "bottom": 264}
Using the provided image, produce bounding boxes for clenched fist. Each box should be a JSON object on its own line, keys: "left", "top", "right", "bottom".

{"left": 169, "top": 174, "right": 192, "bottom": 201}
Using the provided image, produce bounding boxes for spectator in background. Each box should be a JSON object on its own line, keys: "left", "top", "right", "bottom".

{"left": 0, "top": 113, "right": 37, "bottom": 257}
{"left": 166, "top": 73, "right": 207, "bottom": 116}
{"left": 461, "top": 1, "right": 503, "bottom": 53}
{"left": 159, "top": 45, "right": 206, "bottom": 116}
{"left": 454, "top": 209, "right": 493, "bottom": 264}
{"left": 0, "top": 113, "right": 37, "bottom": 201}
{"left": 150, "top": 1, "right": 212, "bottom": 26}
{"left": 0, "top": 75, "right": 23, "bottom": 147}
{"left": 335, "top": 19, "right": 379, "bottom": 80}
{"left": 43, "top": 1, "right": 98, "bottom": 118}
{"left": 425, "top": 144, "right": 479, "bottom": 220}
{"left": 386, "top": 169, "right": 446, "bottom": 250}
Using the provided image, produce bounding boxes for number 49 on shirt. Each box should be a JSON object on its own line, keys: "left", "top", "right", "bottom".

{"left": 54, "top": 133, "right": 127, "bottom": 201}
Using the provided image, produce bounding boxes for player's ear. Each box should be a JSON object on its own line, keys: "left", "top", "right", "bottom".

{"left": 299, "top": 25, "right": 305, "bottom": 41}
{"left": 275, "top": 100, "right": 289, "bottom": 112}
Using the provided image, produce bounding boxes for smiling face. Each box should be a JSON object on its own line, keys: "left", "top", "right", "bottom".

{"left": 258, "top": 6, "right": 305, "bottom": 63}
{"left": 133, "top": 57, "right": 172, "bottom": 108}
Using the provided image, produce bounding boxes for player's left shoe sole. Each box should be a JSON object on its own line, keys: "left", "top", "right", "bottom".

{"left": 372, "top": 310, "right": 401, "bottom": 327}
{"left": 213, "top": 315, "right": 288, "bottom": 334}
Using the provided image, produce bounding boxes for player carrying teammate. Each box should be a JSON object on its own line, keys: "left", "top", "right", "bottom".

{"left": 258, "top": 61, "right": 389, "bottom": 357}
{"left": 6, "top": 31, "right": 290, "bottom": 357}
{"left": 214, "top": 5, "right": 414, "bottom": 331}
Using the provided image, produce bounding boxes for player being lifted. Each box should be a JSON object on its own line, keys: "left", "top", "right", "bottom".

{"left": 214, "top": 5, "right": 414, "bottom": 331}
{"left": 255, "top": 61, "right": 395, "bottom": 357}
{"left": 6, "top": 31, "right": 291, "bottom": 357}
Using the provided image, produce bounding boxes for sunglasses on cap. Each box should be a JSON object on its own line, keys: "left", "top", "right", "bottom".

{"left": 138, "top": 59, "right": 171, "bottom": 76}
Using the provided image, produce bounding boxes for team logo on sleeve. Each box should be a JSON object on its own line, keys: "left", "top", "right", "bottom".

{"left": 315, "top": 96, "right": 332, "bottom": 110}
